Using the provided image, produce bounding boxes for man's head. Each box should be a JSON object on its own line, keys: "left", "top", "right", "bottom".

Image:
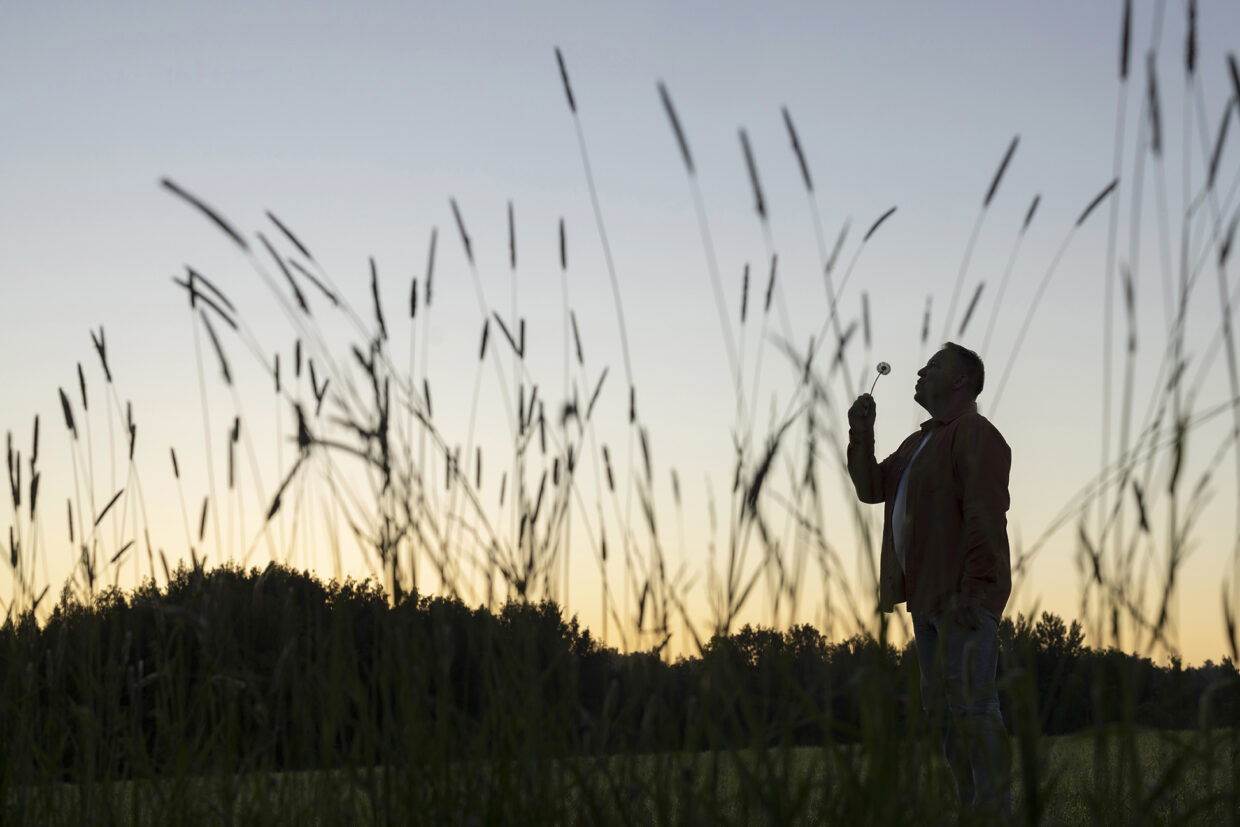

{"left": 914, "top": 342, "right": 984, "bottom": 419}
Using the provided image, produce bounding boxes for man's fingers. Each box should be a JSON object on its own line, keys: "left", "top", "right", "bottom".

{"left": 849, "top": 394, "right": 876, "bottom": 430}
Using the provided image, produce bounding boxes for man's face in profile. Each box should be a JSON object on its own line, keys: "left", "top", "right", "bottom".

{"left": 914, "top": 349, "right": 960, "bottom": 413}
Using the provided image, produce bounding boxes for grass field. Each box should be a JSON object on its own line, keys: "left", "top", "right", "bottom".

{"left": 7, "top": 729, "right": 1237, "bottom": 826}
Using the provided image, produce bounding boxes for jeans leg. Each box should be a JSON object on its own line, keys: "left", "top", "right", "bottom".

{"left": 912, "top": 612, "right": 974, "bottom": 808}
{"left": 944, "top": 608, "right": 1011, "bottom": 816}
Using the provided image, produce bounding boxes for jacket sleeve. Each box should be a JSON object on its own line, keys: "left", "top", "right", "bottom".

{"left": 848, "top": 427, "right": 890, "bottom": 504}
{"left": 955, "top": 416, "right": 1011, "bottom": 598}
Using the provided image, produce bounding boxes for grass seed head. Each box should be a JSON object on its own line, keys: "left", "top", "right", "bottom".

{"left": 764, "top": 254, "right": 777, "bottom": 314}
{"left": 450, "top": 199, "right": 472, "bottom": 265}
{"left": 1077, "top": 179, "right": 1118, "bottom": 227}
{"left": 782, "top": 106, "right": 813, "bottom": 193}
{"left": 1146, "top": 53, "right": 1162, "bottom": 157}
{"left": 370, "top": 257, "right": 387, "bottom": 341}
{"left": 740, "top": 263, "right": 750, "bottom": 324}
{"left": 826, "top": 220, "right": 849, "bottom": 276}
{"left": 198, "top": 497, "right": 209, "bottom": 542}
{"left": 161, "top": 178, "right": 249, "bottom": 251}
{"left": 861, "top": 291, "right": 871, "bottom": 349}
{"left": 425, "top": 227, "right": 437, "bottom": 307}
{"left": 958, "top": 281, "right": 986, "bottom": 337}
{"left": 508, "top": 200, "right": 516, "bottom": 270}
{"left": 658, "top": 82, "right": 695, "bottom": 175}
{"left": 555, "top": 47, "right": 576, "bottom": 114}
{"left": 1023, "top": 194, "right": 1042, "bottom": 232}
{"left": 739, "top": 128, "right": 766, "bottom": 221}
{"left": 1119, "top": 0, "right": 1131, "bottom": 81}
{"left": 266, "top": 210, "right": 312, "bottom": 260}
{"left": 983, "top": 135, "right": 1019, "bottom": 208}
{"left": 58, "top": 388, "right": 77, "bottom": 440}
{"left": 571, "top": 311, "right": 584, "bottom": 365}
{"left": 1186, "top": 0, "right": 1197, "bottom": 75}
{"left": 863, "top": 206, "right": 896, "bottom": 242}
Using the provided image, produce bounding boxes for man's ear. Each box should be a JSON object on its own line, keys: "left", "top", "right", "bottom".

{"left": 952, "top": 373, "right": 969, "bottom": 391}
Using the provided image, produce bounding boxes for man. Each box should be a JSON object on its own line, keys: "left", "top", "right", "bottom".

{"left": 847, "top": 342, "right": 1012, "bottom": 815}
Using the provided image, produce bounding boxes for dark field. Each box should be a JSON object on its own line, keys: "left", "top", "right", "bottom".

{"left": 8, "top": 731, "right": 1238, "bottom": 826}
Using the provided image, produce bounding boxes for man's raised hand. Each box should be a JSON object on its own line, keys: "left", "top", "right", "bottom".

{"left": 849, "top": 394, "right": 876, "bottom": 431}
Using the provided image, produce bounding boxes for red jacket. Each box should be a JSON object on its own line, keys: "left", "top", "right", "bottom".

{"left": 847, "top": 403, "right": 1011, "bottom": 617}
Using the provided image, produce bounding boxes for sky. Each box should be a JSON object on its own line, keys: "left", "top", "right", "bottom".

{"left": 3, "top": 1, "right": 1240, "bottom": 664}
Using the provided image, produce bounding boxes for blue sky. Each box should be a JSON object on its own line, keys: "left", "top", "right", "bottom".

{"left": 3, "top": 1, "right": 1240, "bottom": 663}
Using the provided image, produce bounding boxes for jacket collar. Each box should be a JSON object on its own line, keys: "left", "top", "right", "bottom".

{"left": 919, "top": 401, "right": 978, "bottom": 431}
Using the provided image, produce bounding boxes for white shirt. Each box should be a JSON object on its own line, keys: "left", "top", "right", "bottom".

{"left": 892, "top": 431, "right": 933, "bottom": 572}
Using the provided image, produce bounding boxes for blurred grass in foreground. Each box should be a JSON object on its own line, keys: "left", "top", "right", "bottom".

{"left": 6, "top": 731, "right": 1238, "bottom": 826}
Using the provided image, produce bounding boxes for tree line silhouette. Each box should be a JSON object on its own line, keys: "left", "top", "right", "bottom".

{"left": 1, "top": 563, "right": 1236, "bottom": 781}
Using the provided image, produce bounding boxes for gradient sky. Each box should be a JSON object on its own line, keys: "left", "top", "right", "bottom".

{"left": 3, "top": 1, "right": 1240, "bottom": 664}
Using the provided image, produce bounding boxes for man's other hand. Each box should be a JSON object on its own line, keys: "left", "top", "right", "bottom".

{"left": 848, "top": 394, "right": 876, "bottom": 431}
{"left": 951, "top": 593, "right": 984, "bottom": 630}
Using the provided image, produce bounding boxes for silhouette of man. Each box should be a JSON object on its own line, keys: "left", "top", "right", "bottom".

{"left": 847, "top": 342, "right": 1011, "bottom": 815}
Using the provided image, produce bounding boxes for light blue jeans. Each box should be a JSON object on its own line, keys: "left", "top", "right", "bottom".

{"left": 912, "top": 608, "right": 1011, "bottom": 816}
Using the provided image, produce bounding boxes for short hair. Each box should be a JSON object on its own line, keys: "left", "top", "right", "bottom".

{"left": 942, "top": 342, "right": 984, "bottom": 397}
